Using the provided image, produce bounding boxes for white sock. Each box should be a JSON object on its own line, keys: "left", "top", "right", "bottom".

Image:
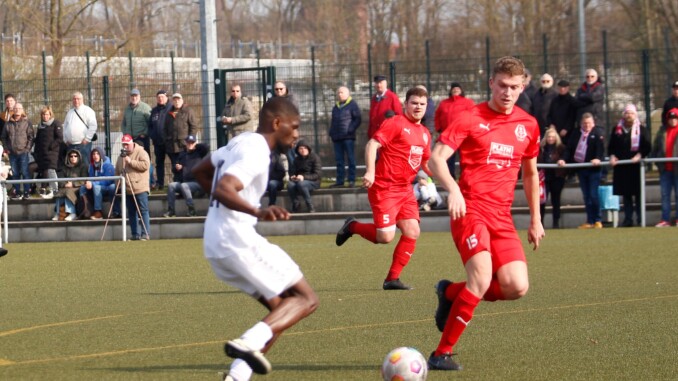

{"left": 240, "top": 321, "right": 273, "bottom": 351}
{"left": 229, "top": 359, "right": 253, "bottom": 381}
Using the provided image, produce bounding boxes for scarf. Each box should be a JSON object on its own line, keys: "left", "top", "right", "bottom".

{"left": 42, "top": 118, "right": 55, "bottom": 127}
{"left": 614, "top": 118, "right": 640, "bottom": 151}
{"left": 574, "top": 129, "right": 591, "bottom": 163}
{"left": 336, "top": 96, "right": 353, "bottom": 109}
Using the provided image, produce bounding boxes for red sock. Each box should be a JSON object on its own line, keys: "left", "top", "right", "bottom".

{"left": 385, "top": 235, "right": 416, "bottom": 281}
{"left": 351, "top": 221, "right": 378, "bottom": 243}
{"left": 482, "top": 279, "right": 504, "bottom": 302}
{"left": 445, "top": 281, "right": 466, "bottom": 301}
{"left": 435, "top": 287, "right": 481, "bottom": 356}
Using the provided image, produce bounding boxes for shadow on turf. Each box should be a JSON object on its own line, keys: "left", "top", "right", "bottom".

{"left": 143, "top": 290, "right": 240, "bottom": 296}
{"left": 90, "top": 363, "right": 377, "bottom": 373}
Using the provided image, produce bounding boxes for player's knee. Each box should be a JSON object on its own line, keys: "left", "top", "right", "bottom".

{"left": 303, "top": 291, "right": 319, "bottom": 315}
{"left": 504, "top": 280, "right": 529, "bottom": 300}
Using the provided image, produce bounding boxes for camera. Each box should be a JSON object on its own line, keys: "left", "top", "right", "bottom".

{"left": 120, "top": 148, "right": 128, "bottom": 158}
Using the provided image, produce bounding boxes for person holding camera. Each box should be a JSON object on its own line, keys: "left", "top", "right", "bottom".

{"left": 115, "top": 134, "right": 151, "bottom": 241}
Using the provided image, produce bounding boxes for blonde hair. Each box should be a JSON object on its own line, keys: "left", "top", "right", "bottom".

{"left": 40, "top": 105, "right": 53, "bottom": 117}
{"left": 540, "top": 127, "right": 563, "bottom": 149}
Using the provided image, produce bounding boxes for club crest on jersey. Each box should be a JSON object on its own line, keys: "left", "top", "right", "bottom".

{"left": 409, "top": 145, "right": 424, "bottom": 169}
{"left": 487, "top": 142, "right": 514, "bottom": 168}
{"left": 515, "top": 124, "right": 527, "bottom": 141}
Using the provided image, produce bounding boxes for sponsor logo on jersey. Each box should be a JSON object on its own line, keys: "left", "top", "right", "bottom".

{"left": 404, "top": 128, "right": 411, "bottom": 134}
{"left": 408, "top": 145, "right": 424, "bottom": 169}
{"left": 515, "top": 124, "right": 527, "bottom": 141}
{"left": 487, "top": 142, "right": 514, "bottom": 168}
{"left": 479, "top": 123, "right": 490, "bottom": 131}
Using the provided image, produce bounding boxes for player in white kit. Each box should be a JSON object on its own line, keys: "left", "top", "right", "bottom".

{"left": 193, "top": 97, "right": 318, "bottom": 381}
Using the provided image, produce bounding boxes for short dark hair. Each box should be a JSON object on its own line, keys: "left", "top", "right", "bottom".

{"left": 4, "top": 93, "right": 15, "bottom": 101}
{"left": 405, "top": 86, "right": 428, "bottom": 102}
{"left": 259, "top": 97, "right": 299, "bottom": 132}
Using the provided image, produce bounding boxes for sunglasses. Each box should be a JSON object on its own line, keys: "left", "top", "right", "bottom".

{"left": 541, "top": 80, "right": 552, "bottom": 83}
{"left": 69, "top": 154, "right": 78, "bottom": 158}
{"left": 274, "top": 88, "right": 285, "bottom": 91}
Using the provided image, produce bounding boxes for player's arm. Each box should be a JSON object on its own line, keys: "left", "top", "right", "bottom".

{"left": 522, "top": 156, "right": 545, "bottom": 250}
{"left": 430, "top": 142, "right": 465, "bottom": 220}
{"left": 363, "top": 138, "right": 381, "bottom": 188}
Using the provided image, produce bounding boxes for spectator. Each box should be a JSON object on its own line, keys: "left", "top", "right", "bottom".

{"left": 53, "top": 149, "right": 88, "bottom": 221}
{"left": 434, "top": 82, "right": 475, "bottom": 179}
{"left": 368, "top": 75, "right": 403, "bottom": 139}
{"left": 1, "top": 103, "right": 34, "bottom": 200}
{"left": 413, "top": 171, "right": 442, "bottom": 211}
{"left": 575, "top": 69, "right": 605, "bottom": 125}
{"left": 80, "top": 147, "right": 117, "bottom": 220}
{"left": 271, "top": 81, "right": 299, "bottom": 107}
{"left": 163, "top": 135, "right": 208, "bottom": 217}
{"left": 547, "top": 79, "right": 578, "bottom": 141}
{"left": 608, "top": 104, "right": 651, "bottom": 227}
{"left": 559, "top": 112, "right": 606, "bottom": 229}
{"left": 148, "top": 89, "right": 171, "bottom": 190}
{"left": 63, "top": 91, "right": 97, "bottom": 161}
{"left": 650, "top": 108, "right": 678, "bottom": 227}
{"left": 416, "top": 85, "right": 436, "bottom": 138}
{"left": 115, "top": 134, "right": 151, "bottom": 240}
{"left": 221, "top": 84, "right": 255, "bottom": 141}
{"left": 532, "top": 73, "right": 558, "bottom": 136}
{"left": 515, "top": 69, "right": 535, "bottom": 115}
{"left": 33, "top": 106, "right": 63, "bottom": 199}
{"left": 0, "top": 146, "right": 8, "bottom": 257}
{"left": 288, "top": 139, "right": 321, "bottom": 213}
{"left": 163, "top": 93, "right": 198, "bottom": 183}
{"left": 661, "top": 80, "right": 678, "bottom": 127}
{"left": 329, "top": 86, "right": 361, "bottom": 188}
{"left": 267, "top": 151, "right": 288, "bottom": 206}
{"left": 121, "top": 88, "right": 152, "bottom": 154}
{"left": 539, "top": 127, "right": 567, "bottom": 229}
{"left": 0, "top": 94, "right": 16, "bottom": 137}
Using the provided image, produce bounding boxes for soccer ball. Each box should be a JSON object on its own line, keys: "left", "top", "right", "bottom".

{"left": 381, "top": 346, "right": 428, "bottom": 381}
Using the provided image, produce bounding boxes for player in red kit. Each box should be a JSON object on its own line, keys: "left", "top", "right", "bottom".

{"left": 336, "top": 86, "right": 432, "bottom": 290}
{"left": 427, "top": 56, "right": 545, "bottom": 370}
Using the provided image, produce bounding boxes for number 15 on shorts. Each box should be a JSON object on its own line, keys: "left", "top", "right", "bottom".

{"left": 466, "top": 234, "right": 478, "bottom": 250}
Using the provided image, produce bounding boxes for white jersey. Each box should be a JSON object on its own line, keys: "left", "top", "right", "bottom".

{"left": 203, "top": 132, "right": 271, "bottom": 258}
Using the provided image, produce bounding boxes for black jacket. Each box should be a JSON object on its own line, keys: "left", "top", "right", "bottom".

{"left": 329, "top": 98, "right": 362, "bottom": 141}
{"left": 548, "top": 93, "right": 578, "bottom": 137}
{"left": 176, "top": 143, "right": 209, "bottom": 183}
{"left": 564, "top": 126, "right": 606, "bottom": 168}
{"left": 34, "top": 119, "right": 64, "bottom": 171}
{"left": 292, "top": 140, "right": 322, "bottom": 186}
{"left": 575, "top": 80, "right": 605, "bottom": 124}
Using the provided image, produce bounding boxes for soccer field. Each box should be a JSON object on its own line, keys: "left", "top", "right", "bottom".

{"left": 0, "top": 229, "right": 677, "bottom": 380}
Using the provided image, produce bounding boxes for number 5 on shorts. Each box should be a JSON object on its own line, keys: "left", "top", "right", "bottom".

{"left": 382, "top": 214, "right": 390, "bottom": 225}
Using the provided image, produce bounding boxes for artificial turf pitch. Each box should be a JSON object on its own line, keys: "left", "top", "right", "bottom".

{"left": 0, "top": 229, "right": 676, "bottom": 380}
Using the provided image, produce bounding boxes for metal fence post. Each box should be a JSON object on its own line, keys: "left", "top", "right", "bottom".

{"left": 642, "top": 49, "right": 652, "bottom": 137}
{"left": 543, "top": 34, "right": 548, "bottom": 74}
{"left": 0, "top": 50, "right": 3, "bottom": 101}
{"left": 86, "top": 51, "right": 93, "bottom": 105}
{"left": 103, "top": 76, "right": 111, "bottom": 158}
{"left": 311, "top": 46, "right": 319, "bottom": 151}
{"left": 128, "top": 51, "right": 134, "bottom": 90}
{"left": 389, "top": 62, "right": 396, "bottom": 92}
{"left": 603, "top": 30, "right": 610, "bottom": 131}
{"left": 485, "top": 36, "right": 491, "bottom": 100}
{"left": 367, "top": 43, "right": 372, "bottom": 99}
{"left": 42, "top": 50, "right": 48, "bottom": 104}
{"left": 425, "top": 40, "right": 431, "bottom": 92}
{"left": 170, "top": 51, "right": 177, "bottom": 93}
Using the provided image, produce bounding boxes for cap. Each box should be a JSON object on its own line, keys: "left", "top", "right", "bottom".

{"left": 668, "top": 108, "right": 678, "bottom": 119}
{"left": 623, "top": 104, "right": 637, "bottom": 115}
{"left": 672, "top": 81, "right": 678, "bottom": 88}
{"left": 185, "top": 135, "right": 197, "bottom": 143}
{"left": 373, "top": 75, "right": 387, "bottom": 83}
{"left": 130, "top": 88, "right": 140, "bottom": 96}
{"left": 172, "top": 93, "right": 182, "bottom": 99}
{"left": 121, "top": 134, "right": 133, "bottom": 144}
{"left": 156, "top": 89, "right": 167, "bottom": 96}
{"left": 557, "top": 80, "right": 570, "bottom": 87}
{"left": 449, "top": 82, "right": 462, "bottom": 89}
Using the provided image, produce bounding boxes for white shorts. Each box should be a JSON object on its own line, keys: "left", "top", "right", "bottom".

{"left": 205, "top": 234, "right": 303, "bottom": 301}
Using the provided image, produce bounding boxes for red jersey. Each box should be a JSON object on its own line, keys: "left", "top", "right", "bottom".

{"left": 434, "top": 95, "right": 475, "bottom": 133}
{"left": 368, "top": 90, "right": 403, "bottom": 138}
{"left": 439, "top": 102, "right": 540, "bottom": 210}
{"left": 372, "top": 115, "right": 431, "bottom": 190}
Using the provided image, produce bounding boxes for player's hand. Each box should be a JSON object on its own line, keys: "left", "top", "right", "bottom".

{"left": 527, "top": 221, "right": 545, "bottom": 251}
{"left": 446, "top": 189, "right": 466, "bottom": 220}
{"left": 362, "top": 172, "right": 375, "bottom": 188}
{"left": 256, "top": 205, "right": 290, "bottom": 221}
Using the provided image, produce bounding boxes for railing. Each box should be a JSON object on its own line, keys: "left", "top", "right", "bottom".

{"left": 2, "top": 176, "right": 127, "bottom": 243}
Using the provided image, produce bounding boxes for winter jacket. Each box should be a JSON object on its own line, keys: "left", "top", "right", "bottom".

{"left": 122, "top": 101, "right": 152, "bottom": 138}
{"left": 563, "top": 126, "right": 606, "bottom": 167}
{"left": 368, "top": 90, "right": 402, "bottom": 139}
{"left": 608, "top": 123, "right": 651, "bottom": 196}
{"left": 221, "top": 96, "right": 255, "bottom": 135}
{"left": 149, "top": 102, "right": 170, "bottom": 145}
{"left": 650, "top": 125, "right": 678, "bottom": 174}
{"left": 575, "top": 80, "right": 605, "bottom": 124}
{"left": 56, "top": 149, "right": 88, "bottom": 204}
{"left": 532, "top": 87, "right": 558, "bottom": 134}
{"left": 292, "top": 140, "right": 322, "bottom": 186}
{"left": 115, "top": 142, "right": 151, "bottom": 195}
{"left": 88, "top": 147, "right": 116, "bottom": 188}
{"left": 547, "top": 93, "right": 578, "bottom": 137}
{"left": 63, "top": 105, "right": 97, "bottom": 144}
{"left": 434, "top": 95, "right": 475, "bottom": 133}
{"left": 164, "top": 105, "right": 198, "bottom": 154}
{"left": 33, "top": 118, "right": 63, "bottom": 171}
{"left": 329, "top": 97, "right": 361, "bottom": 142}
{"left": 176, "top": 143, "right": 209, "bottom": 183}
{"left": 1, "top": 116, "right": 34, "bottom": 155}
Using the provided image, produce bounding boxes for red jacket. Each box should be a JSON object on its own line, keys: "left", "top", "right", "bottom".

{"left": 434, "top": 95, "right": 475, "bottom": 133}
{"left": 368, "top": 90, "right": 402, "bottom": 139}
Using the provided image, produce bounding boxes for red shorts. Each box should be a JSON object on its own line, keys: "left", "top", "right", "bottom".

{"left": 450, "top": 208, "right": 525, "bottom": 273}
{"left": 368, "top": 186, "right": 420, "bottom": 229}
